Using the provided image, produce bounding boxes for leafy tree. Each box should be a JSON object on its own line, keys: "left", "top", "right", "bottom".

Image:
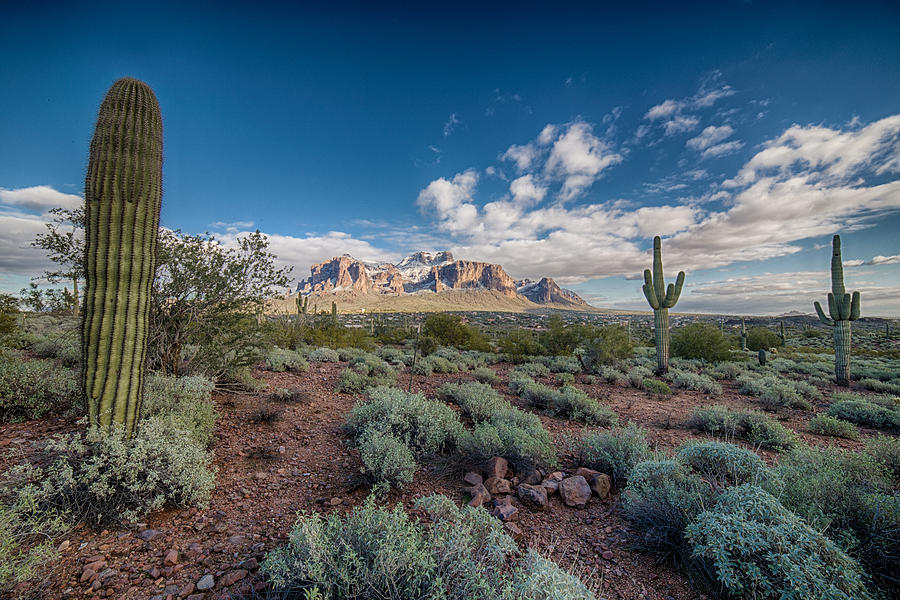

{"left": 148, "top": 229, "right": 291, "bottom": 378}
{"left": 30, "top": 207, "right": 84, "bottom": 317}
{"left": 537, "top": 314, "right": 597, "bottom": 355}
{"left": 0, "top": 293, "right": 19, "bottom": 337}
{"left": 671, "top": 323, "right": 734, "bottom": 362}
{"left": 422, "top": 313, "right": 490, "bottom": 351}
{"left": 746, "top": 326, "right": 783, "bottom": 351}
{"left": 578, "top": 325, "right": 633, "bottom": 371}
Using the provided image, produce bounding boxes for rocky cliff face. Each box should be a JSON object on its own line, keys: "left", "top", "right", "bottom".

{"left": 296, "top": 252, "right": 589, "bottom": 306}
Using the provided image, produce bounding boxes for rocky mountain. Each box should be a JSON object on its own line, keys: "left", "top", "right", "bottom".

{"left": 296, "top": 252, "right": 589, "bottom": 307}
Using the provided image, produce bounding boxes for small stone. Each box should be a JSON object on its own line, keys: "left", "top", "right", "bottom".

{"left": 463, "top": 471, "right": 483, "bottom": 486}
{"left": 196, "top": 574, "right": 214, "bottom": 590}
{"left": 278, "top": 445, "right": 286, "bottom": 454}
{"left": 547, "top": 471, "right": 565, "bottom": 482}
{"left": 574, "top": 467, "right": 600, "bottom": 479}
{"left": 220, "top": 569, "right": 247, "bottom": 587}
{"left": 227, "top": 535, "right": 246, "bottom": 545}
{"left": 540, "top": 479, "right": 559, "bottom": 494}
{"left": 164, "top": 549, "right": 179, "bottom": 565}
{"left": 187, "top": 595, "right": 205, "bottom": 600}
{"left": 468, "top": 482, "right": 491, "bottom": 507}
{"left": 80, "top": 568, "right": 96, "bottom": 583}
{"left": 503, "top": 522, "right": 524, "bottom": 540}
{"left": 138, "top": 529, "right": 162, "bottom": 542}
{"left": 57, "top": 540, "right": 70, "bottom": 552}
{"left": 602, "top": 550, "right": 614, "bottom": 560}
{"left": 240, "top": 558, "right": 259, "bottom": 571}
{"left": 483, "top": 476, "right": 512, "bottom": 495}
{"left": 148, "top": 567, "right": 160, "bottom": 579}
{"left": 522, "top": 469, "right": 542, "bottom": 485}
{"left": 589, "top": 473, "right": 611, "bottom": 499}
{"left": 517, "top": 483, "right": 548, "bottom": 508}
{"left": 491, "top": 503, "right": 519, "bottom": 522}
{"left": 559, "top": 476, "right": 592, "bottom": 508}
{"left": 179, "top": 582, "right": 195, "bottom": 597}
{"left": 85, "top": 559, "right": 107, "bottom": 572}
{"left": 485, "top": 456, "right": 509, "bottom": 480}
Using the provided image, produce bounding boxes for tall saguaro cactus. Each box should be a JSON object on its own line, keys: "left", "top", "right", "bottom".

{"left": 642, "top": 236, "right": 685, "bottom": 374}
{"left": 739, "top": 318, "right": 747, "bottom": 351}
{"left": 82, "top": 78, "right": 163, "bottom": 436}
{"left": 814, "top": 235, "right": 860, "bottom": 386}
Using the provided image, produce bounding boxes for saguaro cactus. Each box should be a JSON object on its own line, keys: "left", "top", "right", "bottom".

{"left": 82, "top": 78, "right": 163, "bottom": 436}
{"left": 739, "top": 318, "right": 747, "bottom": 351}
{"left": 642, "top": 236, "right": 685, "bottom": 374}
{"left": 778, "top": 320, "right": 786, "bottom": 344}
{"left": 814, "top": 235, "right": 860, "bottom": 386}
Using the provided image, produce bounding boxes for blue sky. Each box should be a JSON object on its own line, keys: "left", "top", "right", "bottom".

{"left": 2, "top": 1, "right": 899, "bottom": 315}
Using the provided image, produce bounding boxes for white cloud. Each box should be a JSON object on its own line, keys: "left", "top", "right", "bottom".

{"left": 0, "top": 185, "right": 82, "bottom": 213}
{"left": 663, "top": 115, "right": 699, "bottom": 136}
{"left": 501, "top": 143, "right": 539, "bottom": 172}
{"left": 867, "top": 254, "right": 900, "bottom": 266}
{"left": 210, "top": 220, "right": 255, "bottom": 232}
{"left": 645, "top": 99, "right": 681, "bottom": 120}
{"left": 509, "top": 174, "right": 547, "bottom": 206}
{"left": 700, "top": 140, "right": 744, "bottom": 159}
{"left": 415, "top": 169, "right": 480, "bottom": 235}
{"left": 0, "top": 211, "right": 57, "bottom": 279}
{"left": 443, "top": 113, "right": 460, "bottom": 137}
{"left": 687, "top": 125, "right": 735, "bottom": 151}
{"left": 544, "top": 122, "right": 623, "bottom": 201}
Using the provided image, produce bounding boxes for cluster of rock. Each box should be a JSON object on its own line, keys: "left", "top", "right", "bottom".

{"left": 294, "top": 251, "right": 589, "bottom": 307}
{"left": 464, "top": 457, "right": 611, "bottom": 537}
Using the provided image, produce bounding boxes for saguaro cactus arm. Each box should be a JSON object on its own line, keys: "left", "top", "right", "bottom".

{"left": 814, "top": 301, "right": 835, "bottom": 326}
{"left": 642, "top": 269, "right": 660, "bottom": 310}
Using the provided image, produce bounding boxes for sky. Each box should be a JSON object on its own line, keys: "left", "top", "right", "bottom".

{"left": 1, "top": 1, "right": 899, "bottom": 316}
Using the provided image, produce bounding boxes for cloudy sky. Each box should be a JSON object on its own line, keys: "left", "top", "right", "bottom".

{"left": 2, "top": 1, "right": 899, "bottom": 315}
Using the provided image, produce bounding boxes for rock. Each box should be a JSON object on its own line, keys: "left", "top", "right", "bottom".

{"left": 589, "top": 473, "right": 611, "bottom": 499}
{"left": 463, "top": 471, "right": 483, "bottom": 486}
{"left": 574, "top": 467, "right": 600, "bottom": 479}
{"left": 240, "top": 558, "right": 259, "bottom": 571}
{"left": 148, "top": 567, "right": 160, "bottom": 579}
{"left": 547, "top": 471, "right": 565, "bottom": 482}
{"left": 138, "top": 529, "right": 162, "bottom": 542}
{"left": 187, "top": 595, "right": 206, "bottom": 600}
{"left": 559, "top": 476, "right": 591, "bottom": 508}
{"left": 220, "top": 569, "right": 247, "bottom": 587}
{"left": 540, "top": 479, "right": 559, "bottom": 495}
{"left": 85, "top": 559, "right": 107, "bottom": 572}
{"left": 227, "top": 535, "right": 247, "bottom": 545}
{"left": 522, "top": 469, "right": 542, "bottom": 485}
{"left": 484, "top": 477, "right": 512, "bottom": 495}
{"left": 602, "top": 550, "right": 614, "bottom": 560}
{"left": 57, "top": 540, "right": 70, "bottom": 552}
{"left": 164, "top": 549, "right": 179, "bottom": 565}
{"left": 179, "top": 582, "right": 195, "bottom": 597}
{"left": 517, "top": 483, "right": 548, "bottom": 508}
{"left": 491, "top": 503, "right": 519, "bottom": 522}
{"left": 468, "top": 482, "right": 491, "bottom": 507}
{"left": 80, "top": 568, "right": 96, "bottom": 583}
{"left": 329, "top": 497, "right": 342, "bottom": 506}
{"left": 503, "top": 522, "right": 524, "bottom": 540}
{"left": 485, "top": 456, "right": 509, "bottom": 480}
{"left": 196, "top": 574, "right": 214, "bottom": 590}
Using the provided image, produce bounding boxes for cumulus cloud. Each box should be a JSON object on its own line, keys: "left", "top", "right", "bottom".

{"left": 642, "top": 80, "right": 736, "bottom": 139}
{"left": 415, "top": 169, "right": 480, "bottom": 235}
{"left": 509, "top": 175, "right": 547, "bottom": 206}
{"left": 687, "top": 125, "right": 735, "bottom": 151}
{"left": 0, "top": 185, "right": 82, "bottom": 213}
{"left": 663, "top": 115, "right": 700, "bottom": 136}
{"left": 544, "top": 122, "right": 623, "bottom": 200}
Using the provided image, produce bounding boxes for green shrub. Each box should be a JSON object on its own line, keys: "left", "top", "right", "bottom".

{"left": 858, "top": 378, "right": 900, "bottom": 394}
{"left": 337, "top": 366, "right": 397, "bottom": 394}
{"left": 309, "top": 347, "right": 340, "bottom": 362}
{"left": 472, "top": 367, "right": 500, "bottom": 385}
{"left": 6, "top": 418, "right": 216, "bottom": 527}
{"left": 674, "top": 440, "right": 767, "bottom": 489}
{"left": 707, "top": 361, "right": 750, "bottom": 381}
{"left": 357, "top": 429, "right": 418, "bottom": 488}
{"left": 737, "top": 374, "right": 810, "bottom": 410}
{"left": 577, "top": 325, "right": 633, "bottom": 372}
{"left": 510, "top": 376, "right": 617, "bottom": 426}
{"left": 0, "top": 356, "right": 80, "bottom": 422}
{"left": 0, "top": 488, "right": 66, "bottom": 594}
{"left": 543, "top": 355, "right": 583, "bottom": 374}
{"left": 262, "top": 494, "right": 595, "bottom": 600}
{"left": 30, "top": 333, "right": 80, "bottom": 367}
{"left": 512, "top": 362, "right": 551, "bottom": 378}
{"left": 827, "top": 399, "right": 900, "bottom": 433}
{"left": 459, "top": 411, "right": 558, "bottom": 473}
{"left": 439, "top": 381, "right": 510, "bottom": 421}
{"left": 623, "top": 459, "right": 711, "bottom": 557}
{"left": 641, "top": 379, "right": 671, "bottom": 395}
{"left": 264, "top": 347, "right": 309, "bottom": 372}
{"left": 670, "top": 323, "right": 734, "bottom": 362}
{"left": 626, "top": 365, "right": 653, "bottom": 388}
{"left": 423, "top": 314, "right": 491, "bottom": 352}
{"left": 597, "top": 366, "right": 627, "bottom": 385}
{"left": 746, "top": 327, "right": 783, "bottom": 351}
{"left": 669, "top": 369, "right": 722, "bottom": 396}
{"left": 555, "top": 372, "right": 575, "bottom": 386}
{"left": 577, "top": 423, "right": 652, "bottom": 485}
{"left": 866, "top": 434, "right": 900, "bottom": 481}
{"left": 687, "top": 405, "right": 798, "bottom": 451}
{"left": 498, "top": 329, "right": 543, "bottom": 361}
{"left": 808, "top": 414, "right": 860, "bottom": 440}
{"left": 686, "top": 485, "right": 872, "bottom": 600}
{"left": 142, "top": 374, "right": 217, "bottom": 447}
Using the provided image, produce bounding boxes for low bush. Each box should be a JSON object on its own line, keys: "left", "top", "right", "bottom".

{"left": 669, "top": 370, "right": 722, "bottom": 396}
{"left": 439, "top": 381, "right": 510, "bottom": 421}
{"left": 308, "top": 347, "right": 340, "bottom": 362}
{"left": 423, "top": 314, "right": 492, "bottom": 352}
{"left": 555, "top": 372, "right": 575, "bottom": 386}
{"left": 356, "top": 429, "right": 418, "bottom": 487}
{"left": 670, "top": 323, "right": 734, "bottom": 362}
{"left": 5, "top": 418, "right": 216, "bottom": 527}
{"left": 0, "top": 356, "right": 80, "bottom": 423}
{"left": 577, "top": 325, "right": 633, "bottom": 372}
{"left": 261, "top": 494, "right": 596, "bottom": 600}
{"left": 808, "top": 414, "right": 860, "bottom": 440}
{"left": 264, "top": 347, "right": 309, "bottom": 373}
{"left": 866, "top": 435, "right": 900, "bottom": 481}
{"left": 706, "top": 361, "right": 750, "bottom": 381}
{"left": 858, "top": 378, "right": 900, "bottom": 394}
{"left": 576, "top": 423, "right": 652, "bottom": 485}
{"left": 543, "top": 355, "right": 583, "bottom": 374}
{"left": 641, "top": 379, "right": 671, "bottom": 395}
{"left": 827, "top": 398, "right": 900, "bottom": 433}
{"left": 30, "top": 333, "right": 80, "bottom": 367}
{"left": 687, "top": 405, "right": 798, "bottom": 451}
{"left": 737, "top": 374, "right": 810, "bottom": 410}
{"left": 377, "top": 346, "right": 407, "bottom": 366}
{"left": 746, "top": 326, "right": 783, "bottom": 351}
{"left": 626, "top": 366, "right": 653, "bottom": 388}
{"left": 458, "top": 409, "right": 558, "bottom": 473}
{"left": 597, "top": 366, "right": 627, "bottom": 385}
{"left": 512, "top": 362, "right": 551, "bottom": 378}
{"left": 142, "top": 374, "right": 217, "bottom": 447}
{"left": 498, "top": 329, "right": 544, "bottom": 361}
{"left": 674, "top": 440, "right": 767, "bottom": 489}
{"left": 471, "top": 367, "right": 500, "bottom": 385}
{"left": 686, "top": 485, "right": 871, "bottom": 600}
{"left": 510, "top": 376, "right": 617, "bottom": 426}
{"left": 0, "top": 488, "right": 66, "bottom": 594}
{"left": 337, "top": 364, "right": 397, "bottom": 394}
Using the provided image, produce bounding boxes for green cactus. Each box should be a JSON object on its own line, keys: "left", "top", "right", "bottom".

{"left": 81, "top": 78, "right": 163, "bottom": 436}
{"left": 739, "top": 318, "right": 747, "bottom": 351}
{"left": 758, "top": 349, "right": 767, "bottom": 366}
{"left": 814, "top": 235, "right": 860, "bottom": 386}
{"left": 778, "top": 320, "right": 786, "bottom": 344}
{"left": 641, "top": 236, "right": 685, "bottom": 374}
{"left": 331, "top": 301, "right": 337, "bottom": 321}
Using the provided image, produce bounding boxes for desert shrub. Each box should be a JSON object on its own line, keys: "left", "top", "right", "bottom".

{"left": 349, "top": 353, "right": 394, "bottom": 377}
{"left": 512, "top": 362, "right": 551, "bottom": 378}
{"left": 555, "top": 372, "right": 575, "bottom": 386}
{"left": 764, "top": 445, "right": 899, "bottom": 586}
{"left": 866, "top": 435, "right": 900, "bottom": 481}
{"left": 458, "top": 410, "right": 557, "bottom": 472}
{"left": 337, "top": 364, "right": 397, "bottom": 394}
{"left": 497, "top": 329, "right": 544, "bottom": 361}
{"left": 641, "top": 379, "right": 671, "bottom": 395}
{"left": 308, "top": 346, "right": 340, "bottom": 362}
{"left": 426, "top": 355, "right": 459, "bottom": 374}
{"left": 597, "top": 366, "right": 627, "bottom": 385}
{"left": 0, "top": 356, "right": 80, "bottom": 423}
{"left": 858, "top": 378, "right": 900, "bottom": 394}
{"left": 357, "top": 429, "right": 418, "bottom": 488}
{"left": 542, "top": 355, "right": 583, "bottom": 374}
{"left": 142, "top": 374, "right": 217, "bottom": 447}
{"left": 377, "top": 347, "right": 407, "bottom": 366}
{"left": 687, "top": 405, "right": 797, "bottom": 451}
{"left": 737, "top": 374, "right": 810, "bottom": 410}
{"left": 674, "top": 440, "right": 767, "bottom": 489}
{"left": 576, "top": 325, "right": 633, "bottom": 372}
{"left": 338, "top": 347, "right": 369, "bottom": 361}
{"left": 472, "top": 367, "right": 500, "bottom": 385}
{"left": 262, "top": 494, "right": 595, "bottom": 600}
{"left": 623, "top": 459, "right": 711, "bottom": 557}
{"left": 438, "top": 381, "right": 509, "bottom": 421}
{"left": 626, "top": 365, "right": 653, "bottom": 388}
{"left": 670, "top": 323, "right": 733, "bottom": 362}
{"left": 0, "top": 486, "right": 66, "bottom": 594}
{"left": 30, "top": 333, "right": 80, "bottom": 367}
{"left": 827, "top": 399, "right": 900, "bottom": 433}
{"left": 669, "top": 370, "right": 723, "bottom": 396}
{"left": 686, "top": 485, "right": 872, "bottom": 600}
{"left": 707, "top": 361, "right": 751, "bottom": 381}
{"left": 423, "top": 314, "right": 491, "bottom": 352}
{"left": 577, "top": 423, "right": 652, "bottom": 485}
{"left": 746, "top": 327, "right": 783, "bottom": 351}
{"left": 222, "top": 364, "right": 266, "bottom": 392}
{"left": 510, "top": 376, "right": 617, "bottom": 426}
{"left": 263, "top": 347, "right": 309, "bottom": 373}
{"left": 337, "top": 369, "right": 370, "bottom": 394}
{"left": 808, "top": 414, "right": 860, "bottom": 440}
{"left": 6, "top": 418, "right": 215, "bottom": 527}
